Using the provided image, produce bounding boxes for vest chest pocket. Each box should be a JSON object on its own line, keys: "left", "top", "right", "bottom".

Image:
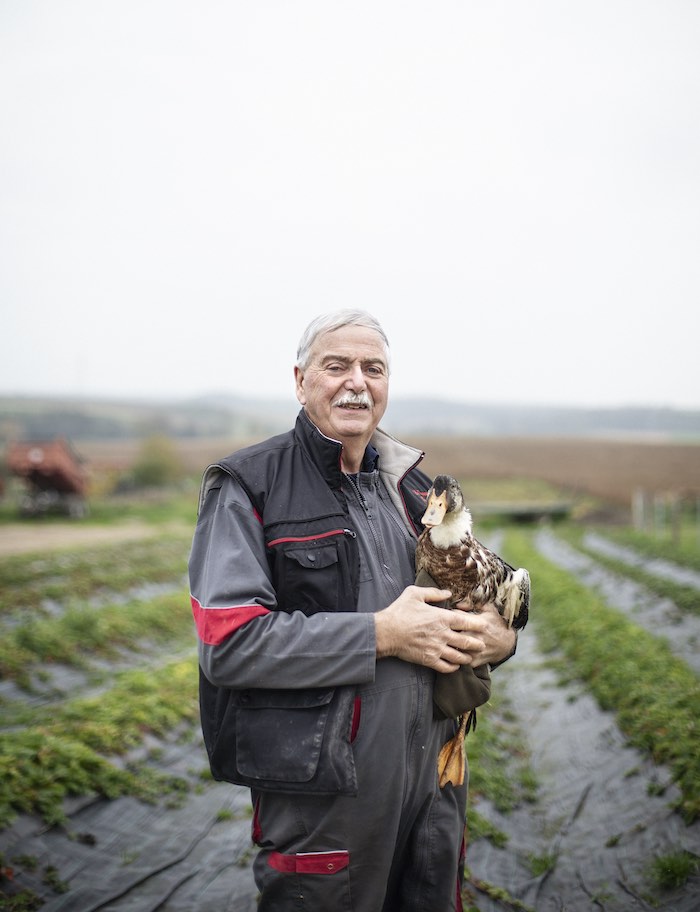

{"left": 277, "top": 541, "right": 342, "bottom": 615}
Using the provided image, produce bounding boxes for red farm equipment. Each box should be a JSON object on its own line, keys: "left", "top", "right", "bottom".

{"left": 6, "top": 437, "right": 89, "bottom": 517}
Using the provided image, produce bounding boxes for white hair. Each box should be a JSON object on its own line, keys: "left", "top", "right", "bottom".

{"left": 296, "top": 309, "right": 391, "bottom": 372}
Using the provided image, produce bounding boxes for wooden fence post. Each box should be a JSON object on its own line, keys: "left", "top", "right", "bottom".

{"left": 632, "top": 489, "right": 649, "bottom": 531}
{"left": 669, "top": 493, "right": 681, "bottom": 547}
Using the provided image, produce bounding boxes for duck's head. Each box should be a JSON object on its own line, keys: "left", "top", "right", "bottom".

{"left": 421, "top": 474, "right": 472, "bottom": 532}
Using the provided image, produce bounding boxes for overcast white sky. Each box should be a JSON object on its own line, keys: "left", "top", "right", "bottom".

{"left": 1, "top": 1, "right": 699, "bottom": 411}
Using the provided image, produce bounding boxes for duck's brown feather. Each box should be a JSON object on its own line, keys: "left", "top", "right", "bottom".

{"left": 416, "top": 529, "right": 529, "bottom": 627}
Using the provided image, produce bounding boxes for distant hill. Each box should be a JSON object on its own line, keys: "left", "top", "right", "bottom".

{"left": 383, "top": 398, "right": 700, "bottom": 440}
{"left": 0, "top": 393, "right": 699, "bottom": 444}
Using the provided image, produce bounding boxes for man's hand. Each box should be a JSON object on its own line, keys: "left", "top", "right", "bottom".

{"left": 374, "top": 585, "right": 487, "bottom": 674}
{"left": 453, "top": 599, "right": 517, "bottom": 667}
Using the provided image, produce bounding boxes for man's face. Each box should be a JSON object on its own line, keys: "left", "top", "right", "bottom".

{"left": 294, "top": 324, "right": 389, "bottom": 445}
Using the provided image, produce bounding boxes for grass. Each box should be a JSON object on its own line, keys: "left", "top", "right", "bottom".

{"left": 464, "top": 693, "right": 537, "bottom": 849}
{"left": 559, "top": 525, "right": 700, "bottom": 615}
{"left": 466, "top": 695, "right": 538, "bottom": 816}
{"left": 0, "top": 534, "right": 190, "bottom": 617}
{"left": 504, "top": 528, "right": 700, "bottom": 823}
{"left": 80, "top": 486, "right": 200, "bottom": 527}
{"left": 0, "top": 482, "right": 200, "bottom": 529}
{"left": 0, "top": 510, "right": 202, "bottom": 832}
{"left": 0, "top": 588, "right": 193, "bottom": 689}
{"left": 648, "top": 850, "right": 700, "bottom": 891}
{"left": 599, "top": 523, "right": 700, "bottom": 573}
{"left": 526, "top": 851, "right": 558, "bottom": 877}
{"left": 0, "top": 658, "right": 199, "bottom": 829}
{"left": 462, "top": 868, "right": 536, "bottom": 912}
{"left": 459, "top": 477, "right": 568, "bottom": 505}
{"left": 3, "top": 487, "right": 700, "bottom": 907}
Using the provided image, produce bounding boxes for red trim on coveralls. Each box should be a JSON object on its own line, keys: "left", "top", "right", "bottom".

{"left": 350, "top": 696, "right": 361, "bottom": 743}
{"left": 190, "top": 595, "right": 270, "bottom": 645}
{"left": 268, "top": 851, "right": 350, "bottom": 875}
{"left": 252, "top": 797, "right": 263, "bottom": 846}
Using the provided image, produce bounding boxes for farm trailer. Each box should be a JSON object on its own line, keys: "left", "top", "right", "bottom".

{"left": 6, "top": 437, "right": 89, "bottom": 517}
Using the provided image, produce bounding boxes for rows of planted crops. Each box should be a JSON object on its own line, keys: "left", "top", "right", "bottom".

{"left": 1, "top": 517, "right": 699, "bottom": 909}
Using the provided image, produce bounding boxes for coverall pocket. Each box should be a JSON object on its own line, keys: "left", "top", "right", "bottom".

{"left": 263, "top": 850, "right": 352, "bottom": 910}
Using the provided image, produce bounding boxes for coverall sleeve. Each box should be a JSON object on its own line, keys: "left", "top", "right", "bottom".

{"left": 189, "top": 471, "right": 377, "bottom": 690}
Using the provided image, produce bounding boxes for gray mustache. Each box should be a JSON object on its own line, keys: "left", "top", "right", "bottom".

{"left": 334, "top": 392, "right": 373, "bottom": 408}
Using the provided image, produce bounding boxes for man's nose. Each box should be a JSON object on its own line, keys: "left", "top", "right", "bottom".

{"left": 345, "top": 363, "right": 366, "bottom": 389}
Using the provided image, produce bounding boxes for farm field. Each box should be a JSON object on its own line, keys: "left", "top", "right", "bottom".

{"left": 412, "top": 435, "right": 700, "bottom": 507}
{"left": 70, "top": 433, "right": 700, "bottom": 508}
{"left": 1, "top": 436, "right": 699, "bottom": 911}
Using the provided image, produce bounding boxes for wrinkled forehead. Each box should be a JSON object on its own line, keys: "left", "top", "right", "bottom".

{"left": 310, "top": 324, "right": 390, "bottom": 369}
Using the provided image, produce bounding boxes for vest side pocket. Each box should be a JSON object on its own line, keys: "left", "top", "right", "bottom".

{"left": 200, "top": 672, "right": 359, "bottom": 796}
{"left": 234, "top": 687, "right": 335, "bottom": 782}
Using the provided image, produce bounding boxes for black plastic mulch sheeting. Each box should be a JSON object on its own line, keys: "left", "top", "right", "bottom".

{"left": 1, "top": 737, "right": 259, "bottom": 912}
{"left": 466, "top": 632, "right": 700, "bottom": 912}
{"left": 3, "top": 529, "right": 700, "bottom": 911}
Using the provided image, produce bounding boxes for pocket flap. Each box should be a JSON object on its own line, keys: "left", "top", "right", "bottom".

{"left": 235, "top": 687, "right": 336, "bottom": 782}
{"left": 233, "top": 687, "right": 334, "bottom": 710}
{"left": 284, "top": 545, "right": 338, "bottom": 570}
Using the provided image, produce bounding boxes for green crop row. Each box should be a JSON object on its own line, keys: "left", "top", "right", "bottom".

{"left": 558, "top": 526, "right": 700, "bottom": 616}
{"left": 0, "top": 589, "right": 194, "bottom": 690}
{"left": 0, "top": 534, "right": 191, "bottom": 617}
{"left": 596, "top": 524, "right": 700, "bottom": 574}
{"left": 0, "top": 658, "right": 199, "bottom": 830}
{"left": 504, "top": 529, "right": 700, "bottom": 823}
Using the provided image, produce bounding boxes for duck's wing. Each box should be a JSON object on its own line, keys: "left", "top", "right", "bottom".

{"left": 471, "top": 537, "right": 530, "bottom": 628}
{"left": 416, "top": 532, "right": 484, "bottom": 605}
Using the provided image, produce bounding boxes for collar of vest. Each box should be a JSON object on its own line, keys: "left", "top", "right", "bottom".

{"left": 295, "top": 409, "right": 425, "bottom": 490}
{"left": 295, "top": 409, "right": 345, "bottom": 488}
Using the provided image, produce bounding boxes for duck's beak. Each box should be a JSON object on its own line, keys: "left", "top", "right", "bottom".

{"left": 421, "top": 491, "right": 448, "bottom": 528}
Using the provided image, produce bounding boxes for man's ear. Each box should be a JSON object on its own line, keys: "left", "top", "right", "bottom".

{"left": 294, "top": 365, "right": 306, "bottom": 405}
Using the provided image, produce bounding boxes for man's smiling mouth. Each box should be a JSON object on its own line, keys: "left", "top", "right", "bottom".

{"left": 334, "top": 394, "right": 372, "bottom": 410}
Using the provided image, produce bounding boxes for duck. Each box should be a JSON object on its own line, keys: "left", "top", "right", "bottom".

{"left": 416, "top": 474, "right": 530, "bottom": 787}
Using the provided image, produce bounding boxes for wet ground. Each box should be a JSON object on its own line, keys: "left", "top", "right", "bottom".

{"left": 2, "top": 527, "right": 699, "bottom": 910}
{"left": 537, "top": 529, "right": 700, "bottom": 674}
{"left": 463, "top": 528, "right": 700, "bottom": 912}
{"left": 467, "top": 633, "right": 700, "bottom": 912}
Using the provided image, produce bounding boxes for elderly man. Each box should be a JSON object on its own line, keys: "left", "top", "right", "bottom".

{"left": 189, "top": 309, "right": 516, "bottom": 912}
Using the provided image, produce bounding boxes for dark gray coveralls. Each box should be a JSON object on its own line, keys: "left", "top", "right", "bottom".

{"left": 190, "top": 412, "right": 468, "bottom": 911}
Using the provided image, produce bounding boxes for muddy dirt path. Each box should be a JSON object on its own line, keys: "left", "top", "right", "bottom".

{"left": 0, "top": 521, "right": 170, "bottom": 557}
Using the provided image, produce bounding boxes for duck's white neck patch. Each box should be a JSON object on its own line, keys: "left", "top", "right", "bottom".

{"left": 430, "top": 508, "right": 473, "bottom": 546}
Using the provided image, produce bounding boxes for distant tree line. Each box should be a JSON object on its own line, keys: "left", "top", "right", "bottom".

{"left": 1, "top": 395, "right": 699, "bottom": 444}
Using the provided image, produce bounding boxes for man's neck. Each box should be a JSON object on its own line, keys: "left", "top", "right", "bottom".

{"left": 340, "top": 440, "right": 370, "bottom": 474}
